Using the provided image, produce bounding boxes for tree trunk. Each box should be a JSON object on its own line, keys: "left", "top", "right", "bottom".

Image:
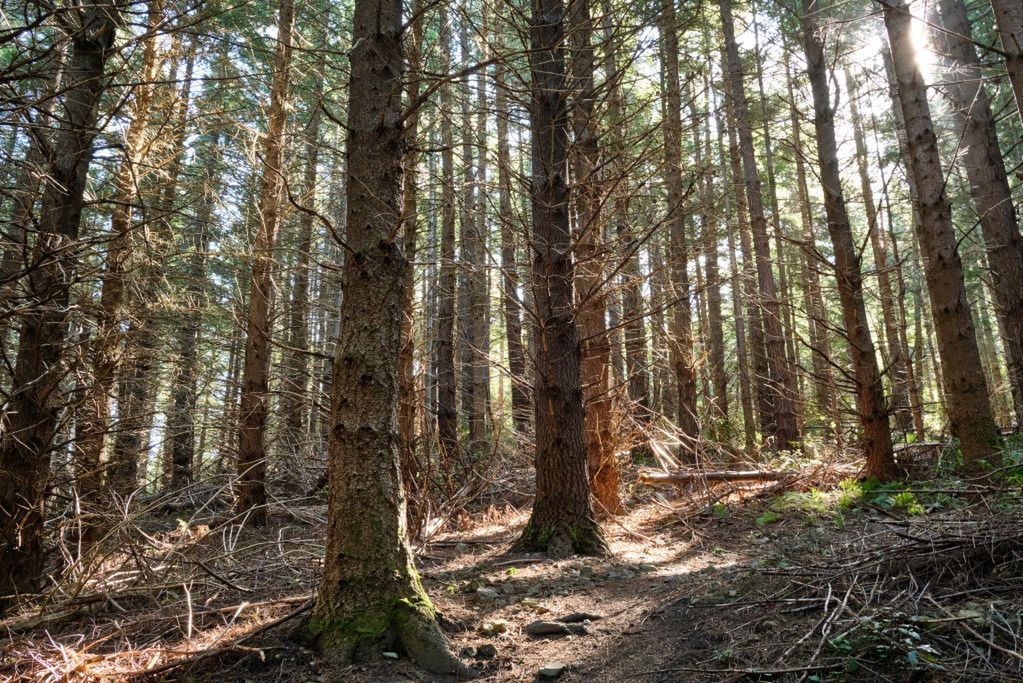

{"left": 719, "top": 0, "right": 799, "bottom": 450}
{"left": 801, "top": 3, "right": 896, "bottom": 480}
{"left": 880, "top": 0, "right": 1001, "bottom": 467}
{"left": 516, "top": 0, "right": 608, "bottom": 557}
{"left": 659, "top": 0, "right": 699, "bottom": 457}
{"left": 435, "top": 11, "right": 458, "bottom": 460}
{"left": 991, "top": 0, "right": 1023, "bottom": 124}
{"left": 783, "top": 46, "right": 838, "bottom": 438}
{"left": 935, "top": 0, "right": 1023, "bottom": 429}
{"left": 0, "top": 1, "right": 120, "bottom": 612}
{"left": 570, "top": 0, "right": 621, "bottom": 514}
{"left": 76, "top": 0, "right": 162, "bottom": 518}
{"left": 846, "top": 70, "right": 914, "bottom": 435}
{"left": 308, "top": 0, "right": 464, "bottom": 671}
{"left": 236, "top": 0, "right": 294, "bottom": 524}
{"left": 495, "top": 42, "right": 530, "bottom": 436}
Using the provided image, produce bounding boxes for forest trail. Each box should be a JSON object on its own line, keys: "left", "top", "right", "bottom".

{"left": 5, "top": 472, "right": 1020, "bottom": 682}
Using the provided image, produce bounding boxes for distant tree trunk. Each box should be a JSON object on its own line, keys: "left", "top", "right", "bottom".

{"left": 76, "top": 0, "right": 162, "bottom": 516}
{"left": 570, "top": 0, "right": 621, "bottom": 514}
{"left": 0, "top": 1, "right": 120, "bottom": 613}
{"left": 845, "top": 70, "right": 913, "bottom": 434}
{"left": 783, "top": 46, "right": 838, "bottom": 438}
{"left": 435, "top": 10, "right": 458, "bottom": 459}
{"left": 935, "top": 0, "right": 1023, "bottom": 429}
{"left": 236, "top": 0, "right": 295, "bottom": 524}
{"left": 307, "top": 0, "right": 463, "bottom": 669}
{"left": 496, "top": 45, "right": 530, "bottom": 436}
{"left": 660, "top": 0, "right": 699, "bottom": 457}
{"left": 990, "top": 0, "right": 1023, "bottom": 123}
{"left": 719, "top": 0, "right": 799, "bottom": 450}
{"left": 399, "top": 1, "right": 424, "bottom": 479}
{"left": 752, "top": 10, "right": 800, "bottom": 409}
{"left": 881, "top": 0, "right": 1001, "bottom": 467}
{"left": 516, "top": 0, "right": 608, "bottom": 557}
{"left": 697, "top": 75, "right": 728, "bottom": 427}
{"left": 714, "top": 94, "right": 757, "bottom": 451}
{"left": 281, "top": 56, "right": 325, "bottom": 471}
{"left": 801, "top": 4, "right": 896, "bottom": 480}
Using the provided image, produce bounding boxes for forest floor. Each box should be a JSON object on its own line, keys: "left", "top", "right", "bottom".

{"left": 3, "top": 457, "right": 1023, "bottom": 682}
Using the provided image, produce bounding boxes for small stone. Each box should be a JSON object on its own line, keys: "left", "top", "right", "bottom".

{"left": 382, "top": 651, "right": 399, "bottom": 659}
{"left": 476, "top": 643, "right": 498, "bottom": 659}
{"left": 525, "top": 621, "right": 572, "bottom": 636}
{"left": 500, "top": 583, "right": 517, "bottom": 595}
{"left": 521, "top": 597, "right": 539, "bottom": 608}
{"left": 460, "top": 646, "right": 477, "bottom": 658}
{"left": 579, "top": 565, "right": 595, "bottom": 578}
{"left": 539, "top": 662, "right": 568, "bottom": 678}
{"left": 638, "top": 563, "right": 656, "bottom": 572}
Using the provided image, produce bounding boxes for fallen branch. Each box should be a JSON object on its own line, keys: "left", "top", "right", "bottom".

{"left": 638, "top": 469, "right": 797, "bottom": 486}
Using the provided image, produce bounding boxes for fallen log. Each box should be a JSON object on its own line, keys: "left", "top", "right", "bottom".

{"left": 638, "top": 469, "right": 797, "bottom": 486}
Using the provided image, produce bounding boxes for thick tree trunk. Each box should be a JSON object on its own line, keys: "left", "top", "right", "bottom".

{"left": 570, "top": 0, "right": 621, "bottom": 514}
{"left": 0, "top": 2, "right": 120, "bottom": 612}
{"left": 935, "top": 0, "right": 1023, "bottom": 429}
{"left": 880, "top": 0, "right": 1001, "bottom": 467}
{"left": 236, "top": 0, "right": 294, "bottom": 524}
{"left": 719, "top": 0, "right": 799, "bottom": 450}
{"left": 308, "top": 0, "right": 464, "bottom": 671}
{"left": 660, "top": 0, "right": 699, "bottom": 457}
{"left": 516, "top": 0, "right": 607, "bottom": 557}
{"left": 802, "top": 4, "right": 896, "bottom": 480}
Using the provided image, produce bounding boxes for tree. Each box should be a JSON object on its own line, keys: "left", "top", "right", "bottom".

{"left": 516, "top": 0, "right": 608, "bottom": 556}
{"left": 307, "top": 0, "right": 465, "bottom": 670}
{"left": 934, "top": 0, "right": 1023, "bottom": 428}
{"left": 990, "top": 0, "right": 1023, "bottom": 122}
{"left": 800, "top": 1, "right": 896, "bottom": 479}
{"left": 235, "top": 0, "right": 295, "bottom": 524}
{"left": 719, "top": 0, "right": 800, "bottom": 450}
{"left": 879, "top": 0, "right": 1001, "bottom": 467}
{"left": 0, "top": 0, "right": 121, "bottom": 612}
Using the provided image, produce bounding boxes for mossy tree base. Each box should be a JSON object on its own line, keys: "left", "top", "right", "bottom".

{"left": 309, "top": 589, "right": 470, "bottom": 676}
{"left": 515, "top": 518, "right": 610, "bottom": 558}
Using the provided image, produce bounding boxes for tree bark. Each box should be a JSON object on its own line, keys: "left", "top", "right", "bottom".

{"left": 880, "top": 0, "right": 1001, "bottom": 467}
{"left": 801, "top": 3, "right": 896, "bottom": 480}
{"left": 516, "top": 0, "right": 608, "bottom": 557}
{"left": 308, "top": 0, "right": 465, "bottom": 671}
{"left": 236, "top": 0, "right": 295, "bottom": 524}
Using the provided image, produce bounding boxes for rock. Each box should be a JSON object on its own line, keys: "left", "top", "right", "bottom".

{"left": 480, "top": 619, "right": 510, "bottom": 636}
{"left": 475, "top": 643, "right": 498, "bottom": 659}
{"left": 460, "top": 646, "right": 477, "bottom": 658}
{"left": 525, "top": 620, "right": 588, "bottom": 636}
{"left": 382, "top": 652, "right": 399, "bottom": 659}
{"left": 558, "top": 612, "right": 602, "bottom": 623}
{"left": 579, "top": 565, "right": 595, "bottom": 578}
{"left": 476, "top": 587, "right": 500, "bottom": 602}
{"left": 500, "top": 583, "right": 517, "bottom": 595}
{"left": 638, "top": 563, "right": 656, "bottom": 572}
{"left": 538, "top": 662, "right": 567, "bottom": 678}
